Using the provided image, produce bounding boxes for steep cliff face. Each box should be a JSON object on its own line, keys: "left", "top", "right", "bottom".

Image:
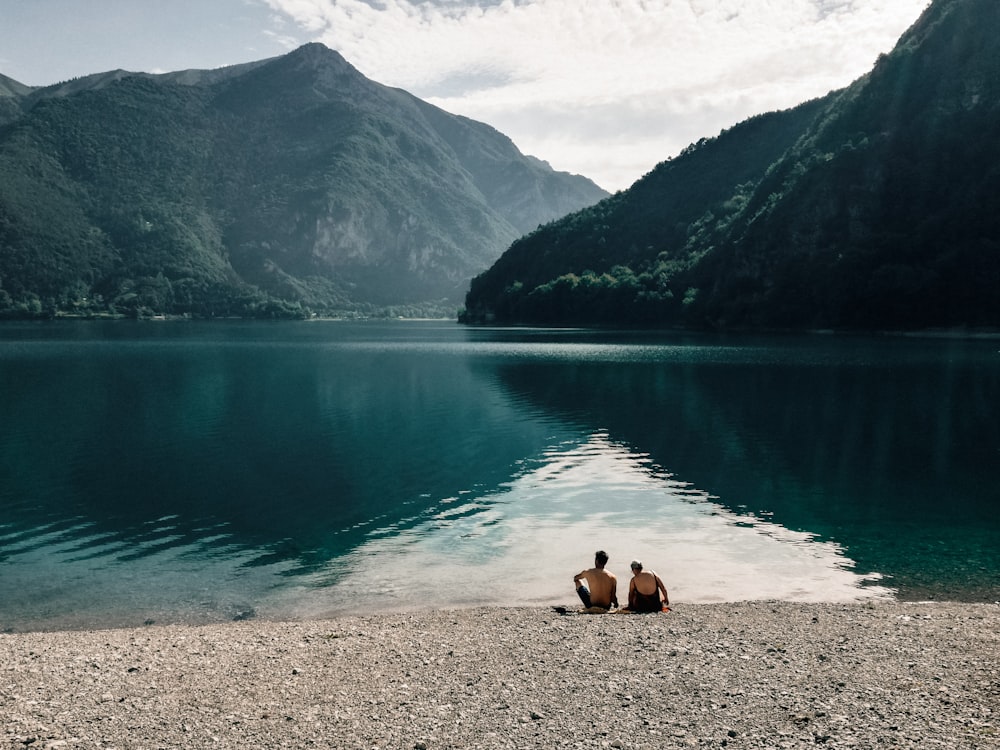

{"left": 0, "top": 44, "right": 607, "bottom": 317}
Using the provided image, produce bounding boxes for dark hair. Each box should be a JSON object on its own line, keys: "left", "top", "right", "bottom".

{"left": 595, "top": 550, "right": 609, "bottom": 565}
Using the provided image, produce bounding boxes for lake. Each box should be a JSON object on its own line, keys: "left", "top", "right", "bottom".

{"left": 1, "top": 320, "right": 997, "bottom": 631}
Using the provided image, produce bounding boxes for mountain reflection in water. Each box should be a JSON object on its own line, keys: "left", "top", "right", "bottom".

{"left": 0, "top": 322, "right": 995, "bottom": 631}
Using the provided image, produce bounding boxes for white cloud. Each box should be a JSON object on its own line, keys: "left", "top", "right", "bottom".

{"left": 262, "top": 29, "right": 304, "bottom": 49}
{"left": 262, "top": 0, "right": 929, "bottom": 190}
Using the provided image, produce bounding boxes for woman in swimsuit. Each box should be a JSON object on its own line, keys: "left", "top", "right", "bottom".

{"left": 626, "top": 560, "right": 669, "bottom": 613}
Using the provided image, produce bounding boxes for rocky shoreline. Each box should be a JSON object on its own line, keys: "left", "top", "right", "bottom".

{"left": 3, "top": 601, "right": 998, "bottom": 749}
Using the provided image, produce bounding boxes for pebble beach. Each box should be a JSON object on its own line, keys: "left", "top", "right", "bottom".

{"left": 2, "top": 601, "right": 998, "bottom": 749}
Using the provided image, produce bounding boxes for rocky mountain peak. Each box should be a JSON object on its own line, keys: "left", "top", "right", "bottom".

{"left": 273, "top": 43, "right": 366, "bottom": 90}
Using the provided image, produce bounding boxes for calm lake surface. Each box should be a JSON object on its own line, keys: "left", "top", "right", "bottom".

{"left": 1, "top": 320, "right": 997, "bottom": 631}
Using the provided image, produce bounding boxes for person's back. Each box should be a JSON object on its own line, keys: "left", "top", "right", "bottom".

{"left": 632, "top": 570, "right": 657, "bottom": 593}
{"left": 573, "top": 550, "right": 619, "bottom": 610}
{"left": 627, "top": 560, "right": 668, "bottom": 613}
{"left": 583, "top": 567, "right": 617, "bottom": 607}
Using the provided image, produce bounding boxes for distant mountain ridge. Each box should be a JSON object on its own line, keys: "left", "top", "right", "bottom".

{"left": 463, "top": 0, "right": 1000, "bottom": 330}
{"left": 0, "top": 44, "right": 607, "bottom": 318}
{"left": 0, "top": 73, "right": 32, "bottom": 98}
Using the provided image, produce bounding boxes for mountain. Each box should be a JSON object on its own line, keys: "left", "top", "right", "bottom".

{"left": 0, "top": 75, "right": 30, "bottom": 98}
{"left": 462, "top": 0, "right": 1000, "bottom": 330}
{"left": 0, "top": 74, "right": 29, "bottom": 127}
{"left": 0, "top": 44, "right": 607, "bottom": 318}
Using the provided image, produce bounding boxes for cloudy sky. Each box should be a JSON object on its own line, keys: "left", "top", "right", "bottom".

{"left": 1, "top": 0, "right": 929, "bottom": 191}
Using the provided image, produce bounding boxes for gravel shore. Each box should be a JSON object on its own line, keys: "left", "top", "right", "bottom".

{"left": 2, "top": 601, "right": 998, "bottom": 749}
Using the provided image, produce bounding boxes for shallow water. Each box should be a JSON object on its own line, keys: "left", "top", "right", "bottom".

{"left": 0, "top": 321, "right": 996, "bottom": 630}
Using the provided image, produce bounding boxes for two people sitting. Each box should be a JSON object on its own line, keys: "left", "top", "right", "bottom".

{"left": 573, "top": 550, "right": 669, "bottom": 613}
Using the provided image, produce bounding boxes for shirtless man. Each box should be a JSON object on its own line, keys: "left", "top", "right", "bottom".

{"left": 573, "top": 550, "right": 619, "bottom": 610}
{"left": 626, "top": 559, "right": 669, "bottom": 613}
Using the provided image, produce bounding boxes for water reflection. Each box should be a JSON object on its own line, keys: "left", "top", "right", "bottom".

{"left": 0, "top": 322, "right": 577, "bottom": 628}
{"left": 0, "top": 322, "right": 995, "bottom": 630}
{"left": 0, "top": 323, "right": 559, "bottom": 572}
{"left": 295, "top": 432, "right": 890, "bottom": 619}
{"left": 475, "top": 329, "right": 1000, "bottom": 600}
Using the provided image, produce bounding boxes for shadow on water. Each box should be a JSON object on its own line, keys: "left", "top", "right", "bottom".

{"left": 475, "top": 328, "right": 1000, "bottom": 601}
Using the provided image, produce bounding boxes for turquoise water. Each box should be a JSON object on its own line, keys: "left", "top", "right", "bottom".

{"left": 0, "top": 321, "right": 997, "bottom": 631}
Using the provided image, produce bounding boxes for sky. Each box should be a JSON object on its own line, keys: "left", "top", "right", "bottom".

{"left": 0, "top": 0, "right": 930, "bottom": 192}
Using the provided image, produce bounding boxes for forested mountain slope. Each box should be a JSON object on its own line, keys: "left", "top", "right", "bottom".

{"left": 0, "top": 44, "right": 606, "bottom": 318}
{"left": 463, "top": 0, "right": 999, "bottom": 330}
